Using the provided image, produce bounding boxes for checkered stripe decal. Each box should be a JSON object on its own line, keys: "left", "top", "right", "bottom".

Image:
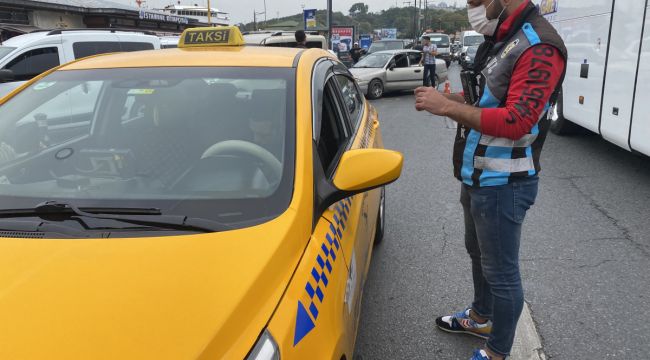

{"left": 293, "top": 198, "right": 353, "bottom": 346}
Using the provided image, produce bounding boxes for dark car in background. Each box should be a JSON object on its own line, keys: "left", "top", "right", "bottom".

{"left": 461, "top": 45, "right": 479, "bottom": 70}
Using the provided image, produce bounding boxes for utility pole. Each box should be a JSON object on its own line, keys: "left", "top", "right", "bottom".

{"left": 207, "top": 0, "right": 212, "bottom": 25}
{"left": 327, "top": 0, "right": 332, "bottom": 48}
{"left": 423, "top": 0, "right": 427, "bottom": 32}
{"left": 254, "top": 9, "right": 265, "bottom": 30}
{"left": 413, "top": 0, "right": 418, "bottom": 41}
{"left": 263, "top": 0, "right": 267, "bottom": 28}
{"left": 403, "top": 1, "right": 415, "bottom": 40}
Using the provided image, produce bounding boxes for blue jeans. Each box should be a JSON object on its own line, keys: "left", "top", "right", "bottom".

{"left": 423, "top": 63, "right": 437, "bottom": 87}
{"left": 460, "top": 177, "right": 539, "bottom": 357}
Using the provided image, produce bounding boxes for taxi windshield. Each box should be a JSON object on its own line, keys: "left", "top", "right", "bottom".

{"left": 0, "top": 67, "right": 296, "bottom": 229}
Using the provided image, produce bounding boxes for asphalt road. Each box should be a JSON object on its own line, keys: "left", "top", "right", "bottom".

{"left": 353, "top": 64, "right": 650, "bottom": 359}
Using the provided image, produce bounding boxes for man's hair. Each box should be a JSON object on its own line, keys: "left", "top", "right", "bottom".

{"left": 422, "top": 36, "right": 430, "bottom": 41}
{"left": 295, "top": 30, "right": 306, "bottom": 43}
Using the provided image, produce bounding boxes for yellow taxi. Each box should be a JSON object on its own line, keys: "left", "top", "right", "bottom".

{"left": 0, "top": 26, "right": 402, "bottom": 359}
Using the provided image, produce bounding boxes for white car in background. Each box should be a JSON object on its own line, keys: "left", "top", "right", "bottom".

{"left": 0, "top": 29, "right": 160, "bottom": 99}
{"left": 350, "top": 49, "right": 448, "bottom": 99}
{"left": 159, "top": 35, "right": 180, "bottom": 48}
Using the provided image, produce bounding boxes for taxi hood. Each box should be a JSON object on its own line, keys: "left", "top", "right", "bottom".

{"left": 0, "top": 208, "right": 307, "bottom": 360}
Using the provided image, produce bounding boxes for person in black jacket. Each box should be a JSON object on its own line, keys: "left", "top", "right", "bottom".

{"left": 295, "top": 30, "right": 307, "bottom": 49}
{"left": 349, "top": 42, "right": 363, "bottom": 64}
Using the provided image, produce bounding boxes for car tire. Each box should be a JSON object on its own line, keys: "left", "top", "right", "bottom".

{"left": 373, "top": 187, "right": 386, "bottom": 245}
{"left": 445, "top": 60, "right": 451, "bottom": 68}
{"left": 367, "top": 79, "right": 384, "bottom": 99}
{"left": 550, "top": 88, "right": 580, "bottom": 135}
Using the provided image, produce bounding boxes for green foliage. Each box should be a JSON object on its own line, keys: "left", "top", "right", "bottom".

{"left": 240, "top": 4, "right": 470, "bottom": 38}
{"left": 349, "top": 2, "right": 369, "bottom": 16}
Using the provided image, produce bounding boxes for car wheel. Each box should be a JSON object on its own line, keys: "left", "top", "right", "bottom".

{"left": 445, "top": 60, "right": 451, "bottom": 68}
{"left": 373, "top": 187, "right": 386, "bottom": 245}
{"left": 550, "top": 88, "right": 580, "bottom": 135}
{"left": 367, "top": 79, "right": 384, "bottom": 99}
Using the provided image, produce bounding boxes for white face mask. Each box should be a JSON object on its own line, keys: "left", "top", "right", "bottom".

{"left": 468, "top": 0, "right": 503, "bottom": 36}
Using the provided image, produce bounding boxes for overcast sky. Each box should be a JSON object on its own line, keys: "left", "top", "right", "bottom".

{"left": 119, "top": 0, "right": 458, "bottom": 25}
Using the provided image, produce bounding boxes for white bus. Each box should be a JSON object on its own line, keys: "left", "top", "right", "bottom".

{"left": 536, "top": 0, "right": 650, "bottom": 157}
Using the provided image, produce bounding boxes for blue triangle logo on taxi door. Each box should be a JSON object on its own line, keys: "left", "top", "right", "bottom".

{"left": 293, "top": 301, "right": 315, "bottom": 346}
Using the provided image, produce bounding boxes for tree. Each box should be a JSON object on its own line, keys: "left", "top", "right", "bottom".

{"left": 349, "top": 2, "right": 369, "bottom": 17}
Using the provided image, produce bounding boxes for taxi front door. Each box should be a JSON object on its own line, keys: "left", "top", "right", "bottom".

{"left": 314, "top": 71, "right": 376, "bottom": 344}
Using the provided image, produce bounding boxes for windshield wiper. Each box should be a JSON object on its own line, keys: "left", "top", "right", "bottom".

{"left": 0, "top": 201, "right": 231, "bottom": 233}
{"left": 0, "top": 219, "right": 91, "bottom": 238}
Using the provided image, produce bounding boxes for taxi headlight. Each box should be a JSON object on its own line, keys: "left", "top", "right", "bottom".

{"left": 246, "top": 330, "right": 280, "bottom": 360}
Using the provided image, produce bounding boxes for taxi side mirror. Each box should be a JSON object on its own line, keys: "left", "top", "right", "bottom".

{"left": 333, "top": 149, "right": 403, "bottom": 192}
{"left": 0, "top": 69, "right": 14, "bottom": 83}
{"left": 313, "top": 146, "right": 403, "bottom": 225}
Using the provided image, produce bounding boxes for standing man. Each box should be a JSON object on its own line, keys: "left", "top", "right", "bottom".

{"left": 414, "top": 1, "right": 567, "bottom": 359}
{"left": 350, "top": 42, "right": 363, "bottom": 64}
{"left": 419, "top": 36, "right": 438, "bottom": 87}
{"left": 295, "top": 30, "right": 307, "bottom": 48}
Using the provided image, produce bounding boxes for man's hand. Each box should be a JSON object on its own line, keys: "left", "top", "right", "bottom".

{"left": 415, "top": 86, "right": 450, "bottom": 115}
{"left": 416, "top": 86, "right": 484, "bottom": 132}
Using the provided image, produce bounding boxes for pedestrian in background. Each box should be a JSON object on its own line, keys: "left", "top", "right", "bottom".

{"left": 350, "top": 42, "right": 363, "bottom": 64}
{"left": 419, "top": 36, "right": 437, "bottom": 87}
{"left": 414, "top": 0, "right": 567, "bottom": 359}
{"left": 295, "top": 30, "right": 307, "bottom": 49}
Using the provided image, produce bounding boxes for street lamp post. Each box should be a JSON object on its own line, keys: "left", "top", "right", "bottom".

{"left": 327, "top": 0, "right": 332, "bottom": 45}
{"left": 253, "top": 6, "right": 265, "bottom": 31}
{"left": 263, "top": 0, "right": 267, "bottom": 28}
{"left": 207, "top": 0, "right": 212, "bottom": 25}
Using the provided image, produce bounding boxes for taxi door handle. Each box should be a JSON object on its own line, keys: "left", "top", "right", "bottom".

{"left": 414, "top": 69, "right": 422, "bottom": 73}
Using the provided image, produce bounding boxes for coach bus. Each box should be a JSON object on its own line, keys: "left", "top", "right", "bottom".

{"left": 535, "top": 0, "right": 650, "bottom": 157}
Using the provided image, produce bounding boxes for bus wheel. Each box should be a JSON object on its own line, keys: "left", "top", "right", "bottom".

{"left": 550, "top": 88, "right": 580, "bottom": 135}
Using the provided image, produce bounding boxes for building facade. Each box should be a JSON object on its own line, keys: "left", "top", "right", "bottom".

{"left": 0, "top": 0, "right": 222, "bottom": 41}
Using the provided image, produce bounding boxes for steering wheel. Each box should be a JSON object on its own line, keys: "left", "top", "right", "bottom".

{"left": 200, "top": 140, "right": 283, "bottom": 184}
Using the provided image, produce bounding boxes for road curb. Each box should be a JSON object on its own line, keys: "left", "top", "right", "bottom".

{"left": 510, "top": 302, "right": 546, "bottom": 360}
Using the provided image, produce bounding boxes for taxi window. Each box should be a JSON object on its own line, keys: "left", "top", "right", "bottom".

{"left": 335, "top": 74, "right": 363, "bottom": 128}
{"left": 317, "top": 77, "right": 350, "bottom": 175}
{"left": 0, "top": 67, "right": 296, "bottom": 230}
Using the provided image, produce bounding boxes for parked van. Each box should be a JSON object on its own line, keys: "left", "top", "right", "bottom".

{"left": 159, "top": 35, "right": 180, "bottom": 49}
{"left": 0, "top": 28, "right": 161, "bottom": 98}
{"left": 460, "top": 30, "right": 484, "bottom": 56}
{"left": 243, "top": 31, "right": 328, "bottom": 49}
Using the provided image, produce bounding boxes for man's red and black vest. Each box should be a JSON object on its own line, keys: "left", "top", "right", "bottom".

{"left": 453, "top": 3, "right": 568, "bottom": 187}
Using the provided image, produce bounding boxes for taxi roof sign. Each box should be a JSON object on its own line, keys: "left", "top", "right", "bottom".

{"left": 178, "top": 26, "right": 245, "bottom": 48}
